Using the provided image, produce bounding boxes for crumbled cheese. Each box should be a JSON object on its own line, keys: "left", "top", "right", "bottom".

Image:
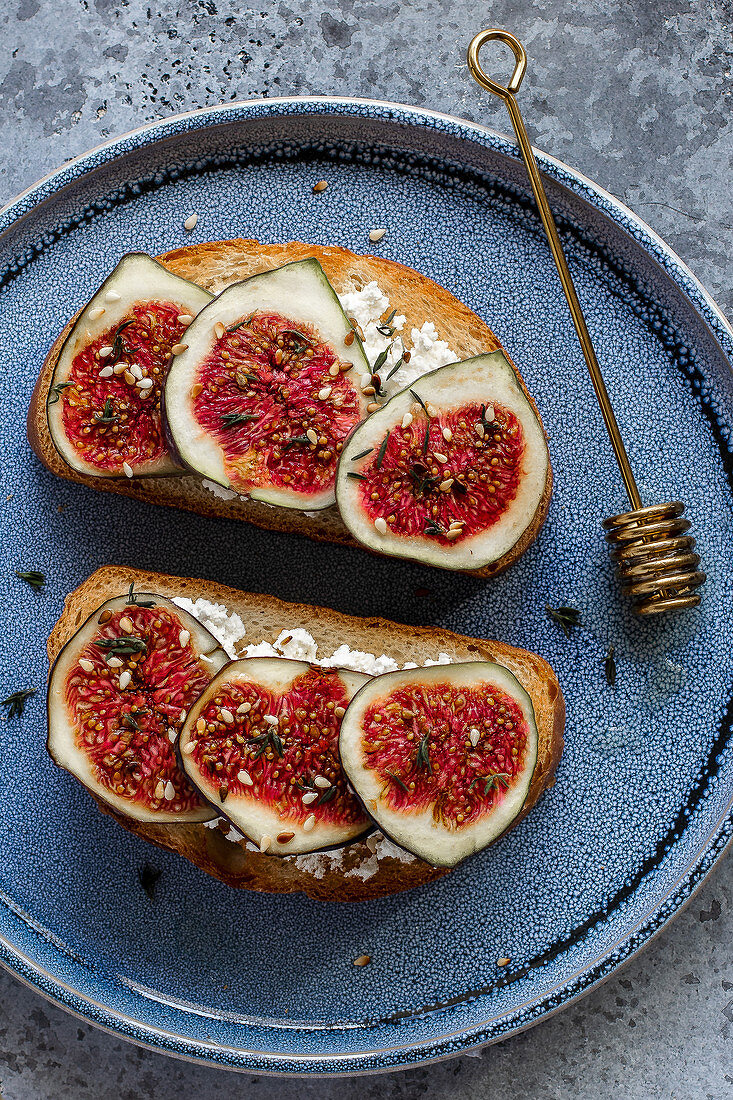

{"left": 328, "top": 644, "right": 400, "bottom": 677}
{"left": 171, "top": 596, "right": 246, "bottom": 659}
{"left": 201, "top": 478, "right": 239, "bottom": 501}
{"left": 274, "top": 627, "right": 319, "bottom": 662}
{"left": 336, "top": 281, "right": 457, "bottom": 398}
{"left": 242, "top": 641, "right": 279, "bottom": 658}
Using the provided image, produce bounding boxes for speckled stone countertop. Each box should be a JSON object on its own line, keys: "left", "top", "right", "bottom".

{"left": 0, "top": 1, "right": 731, "bottom": 1097}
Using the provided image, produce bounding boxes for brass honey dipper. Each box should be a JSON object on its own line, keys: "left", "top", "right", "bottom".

{"left": 467, "top": 29, "right": 706, "bottom": 616}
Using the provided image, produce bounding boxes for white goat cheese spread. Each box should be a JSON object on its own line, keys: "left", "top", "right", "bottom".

{"left": 200, "top": 280, "right": 458, "bottom": 503}
{"left": 175, "top": 595, "right": 457, "bottom": 873}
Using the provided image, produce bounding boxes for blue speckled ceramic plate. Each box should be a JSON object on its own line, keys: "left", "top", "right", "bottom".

{"left": 1, "top": 98, "right": 732, "bottom": 1076}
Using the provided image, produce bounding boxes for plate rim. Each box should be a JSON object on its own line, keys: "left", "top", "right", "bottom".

{"left": 1, "top": 94, "right": 732, "bottom": 1074}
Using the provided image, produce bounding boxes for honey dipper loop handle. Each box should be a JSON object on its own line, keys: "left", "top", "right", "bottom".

{"left": 467, "top": 29, "right": 642, "bottom": 512}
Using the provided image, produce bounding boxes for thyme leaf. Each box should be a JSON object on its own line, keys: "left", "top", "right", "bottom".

{"left": 317, "top": 784, "right": 337, "bottom": 805}
{"left": 605, "top": 645, "right": 617, "bottom": 686}
{"left": 424, "top": 520, "right": 445, "bottom": 537}
{"left": 16, "top": 570, "right": 45, "bottom": 590}
{"left": 546, "top": 604, "right": 582, "bottom": 638}
{"left": 284, "top": 434, "right": 312, "bottom": 449}
{"left": 415, "top": 732, "right": 431, "bottom": 771}
{"left": 93, "top": 635, "right": 147, "bottom": 656}
{"left": 386, "top": 771, "right": 409, "bottom": 793}
{"left": 281, "top": 327, "right": 313, "bottom": 346}
{"left": 422, "top": 426, "right": 430, "bottom": 455}
{"left": 227, "top": 314, "right": 255, "bottom": 333}
{"left": 376, "top": 309, "right": 397, "bottom": 336}
{"left": 351, "top": 448, "right": 373, "bottom": 461}
{"left": 373, "top": 348, "right": 389, "bottom": 373}
{"left": 347, "top": 471, "right": 367, "bottom": 481}
{"left": 376, "top": 432, "right": 390, "bottom": 469}
{"left": 221, "top": 412, "right": 258, "bottom": 428}
{"left": 386, "top": 355, "right": 404, "bottom": 380}
{"left": 48, "top": 382, "right": 71, "bottom": 405}
{"left": 1, "top": 688, "right": 36, "bottom": 719}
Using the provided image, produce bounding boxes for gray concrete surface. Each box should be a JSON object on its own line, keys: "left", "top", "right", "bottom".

{"left": 0, "top": 0, "right": 731, "bottom": 1096}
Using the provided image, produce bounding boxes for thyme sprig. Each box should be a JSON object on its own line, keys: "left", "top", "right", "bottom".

{"left": 415, "top": 732, "right": 431, "bottom": 771}
{"left": 424, "top": 519, "right": 446, "bottom": 537}
{"left": 48, "top": 382, "right": 71, "bottom": 405}
{"left": 16, "top": 570, "right": 45, "bottom": 590}
{"left": 222, "top": 412, "right": 258, "bottom": 428}
{"left": 1, "top": 689, "right": 36, "bottom": 719}
{"left": 385, "top": 355, "right": 404, "bottom": 381}
{"left": 545, "top": 605, "right": 582, "bottom": 638}
{"left": 470, "top": 772, "right": 511, "bottom": 796}
{"left": 109, "top": 319, "right": 135, "bottom": 365}
{"left": 93, "top": 398, "right": 118, "bottom": 425}
{"left": 227, "top": 314, "right": 255, "bottom": 334}
{"left": 93, "top": 635, "right": 147, "bottom": 656}
{"left": 127, "top": 583, "right": 155, "bottom": 608}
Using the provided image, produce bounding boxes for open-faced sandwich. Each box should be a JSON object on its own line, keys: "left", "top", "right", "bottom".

{"left": 46, "top": 566, "right": 564, "bottom": 902}
{"left": 28, "top": 241, "right": 551, "bottom": 577}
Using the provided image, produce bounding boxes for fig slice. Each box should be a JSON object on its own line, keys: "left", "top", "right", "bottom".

{"left": 177, "top": 658, "right": 372, "bottom": 854}
{"left": 339, "top": 663, "right": 539, "bottom": 866}
{"left": 162, "top": 258, "right": 372, "bottom": 510}
{"left": 48, "top": 590, "right": 229, "bottom": 823}
{"left": 47, "top": 253, "right": 212, "bottom": 478}
{"left": 335, "top": 353, "right": 550, "bottom": 571}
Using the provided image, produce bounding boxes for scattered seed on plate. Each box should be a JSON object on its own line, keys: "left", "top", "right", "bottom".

{"left": 214, "top": 321, "right": 225, "bottom": 339}
{"left": 497, "top": 957, "right": 511, "bottom": 967}
{"left": 106, "top": 656, "right": 123, "bottom": 668}
{"left": 367, "top": 402, "right": 380, "bottom": 412}
{"left": 168, "top": 728, "right": 177, "bottom": 743}
{"left": 306, "top": 428, "right": 318, "bottom": 445}
{"left": 334, "top": 706, "right": 345, "bottom": 718}
{"left": 277, "top": 832, "right": 295, "bottom": 844}
{"left": 98, "top": 365, "right": 113, "bottom": 379}
{"left": 264, "top": 714, "right": 278, "bottom": 725}
{"left": 138, "top": 377, "right": 153, "bottom": 390}
{"left": 119, "top": 616, "right": 133, "bottom": 633}
{"left": 442, "top": 427, "right": 453, "bottom": 442}
{"left": 433, "top": 452, "right": 448, "bottom": 463}
{"left": 184, "top": 213, "right": 198, "bottom": 231}
{"left": 155, "top": 780, "right": 165, "bottom": 800}
{"left": 318, "top": 386, "right": 332, "bottom": 401}
{"left": 329, "top": 364, "right": 340, "bottom": 377}
{"left": 369, "top": 228, "right": 387, "bottom": 242}
{"left": 475, "top": 422, "right": 485, "bottom": 439}
{"left": 178, "top": 313, "right": 194, "bottom": 325}
{"left": 182, "top": 741, "right": 195, "bottom": 754}
{"left": 123, "top": 462, "right": 134, "bottom": 478}
{"left": 353, "top": 954, "right": 371, "bottom": 967}
{"left": 469, "top": 727, "right": 480, "bottom": 747}
{"left": 344, "top": 330, "right": 355, "bottom": 346}
{"left": 312, "top": 180, "right": 328, "bottom": 193}
{"left": 220, "top": 708, "right": 234, "bottom": 724}
{"left": 99, "top": 345, "right": 114, "bottom": 357}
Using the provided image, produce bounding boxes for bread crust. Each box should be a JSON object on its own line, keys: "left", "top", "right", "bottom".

{"left": 27, "top": 240, "right": 552, "bottom": 579}
{"left": 47, "top": 565, "right": 565, "bottom": 902}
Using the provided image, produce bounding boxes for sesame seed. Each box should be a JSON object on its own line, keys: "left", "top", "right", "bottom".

{"left": 314, "top": 776, "right": 330, "bottom": 789}
{"left": 190, "top": 383, "right": 203, "bottom": 399}
{"left": 259, "top": 834, "right": 272, "bottom": 853}
{"left": 303, "top": 813, "right": 316, "bottom": 832}
{"left": 334, "top": 706, "right": 346, "bottom": 718}
{"left": 196, "top": 717, "right": 206, "bottom": 732}
{"left": 360, "top": 373, "right": 372, "bottom": 390}
{"left": 367, "top": 402, "right": 380, "bottom": 413}
{"left": 171, "top": 342, "right": 188, "bottom": 355}
{"left": 486, "top": 406, "right": 495, "bottom": 421}
{"left": 124, "top": 371, "right": 136, "bottom": 385}
{"left": 106, "top": 656, "right": 123, "bottom": 668}
{"left": 184, "top": 212, "right": 198, "bottom": 231}
{"left": 113, "top": 363, "right": 127, "bottom": 375}
{"left": 164, "top": 780, "right": 176, "bottom": 800}
{"left": 182, "top": 741, "right": 195, "bottom": 754}
{"left": 155, "top": 780, "right": 165, "bottom": 800}
{"left": 318, "top": 386, "right": 332, "bottom": 400}
{"left": 119, "top": 671, "right": 132, "bottom": 689}
{"left": 130, "top": 364, "right": 143, "bottom": 380}
{"left": 353, "top": 954, "right": 371, "bottom": 967}
{"left": 99, "top": 345, "right": 114, "bottom": 357}
{"left": 442, "top": 427, "right": 453, "bottom": 442}
{"left": 439, "top": 478, "right": 454, "bottom": 491}
{"left": 469, "top": 727, "right": 480, "bottom": 746}
{"left": 98, "top": 365, "right": 114, "bottom": 379}
{"left": 329, "top": 364, "right": 340, "bottom": 377}
{"left": 369, "top": 228, "right": 387, "bottom": 242}
{"left": 137, "top": 378, "right": 154, "bottom": 392}
{"left": 178, "top": 314, "right": 193, "bottom": 325}
{"left": 302, "top": 791, "right": 318, "bottom": 805}
{"left": 220, "top": 708, "right": 234, "bottom": 724}
{"left": 427, "top": 403, "right": 438, "bottom": 417}
{"left": 445, "top": 529, "right": 462, "bottom": 541}
{"left": 264, "top": 714, "right": 278, "bottom": 725}
{"left": 433, "top": 452, "right": 448, "bottom": 463}
{"left": 168, "top": 728, "right": 177, "bottom": 743}
{"left": 374, "top": 517, "right": 388, "bottom": 535}
{"left": 476, "top": 423, "right": 485, "bottom": 439}
{"left": 105, "top": 290, "right": 121, "bottom": 303}
{"left": 401, "top": 412, "right": 413, "bottom": 428}
{"left": 139, "top": 389, "right": 152, "bottom": 400}
{"left": 344, "top": 330, "right": 355, "bottom": 346}
{"left": 497, "top": 957, "right": 511, "bottom": 967}
{"left": 312, "top": 180, "right": 328, "bottom": 193}
{"left": 237, "top": 702, "right": 251, "bottom": 714}
{"left": 306, "top": 428, "right": 318, "bottom": 445}
{"left": 78, "top": 658, "right": 94, "bottom": 674}
{"left": 88, "top": 306, "right": 105, "bottom": 320}
{"left": 178, "top": 629, "right": 190, "bottom": 647}
{"left": 214, "top": 321, "right": 225, "bottom": 339}
{"left": 119, "top": 616, "right": 133, "bottom": 633}
{"left": 237, "top": 769, "right": 253, "bottom": 786}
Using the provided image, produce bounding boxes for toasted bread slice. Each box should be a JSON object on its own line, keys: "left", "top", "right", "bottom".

{"left": 28, "top": 241, "right": 552, "bottom": 578}
{"left": 47, "top": 565, "right": 565, "bottom": 902}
